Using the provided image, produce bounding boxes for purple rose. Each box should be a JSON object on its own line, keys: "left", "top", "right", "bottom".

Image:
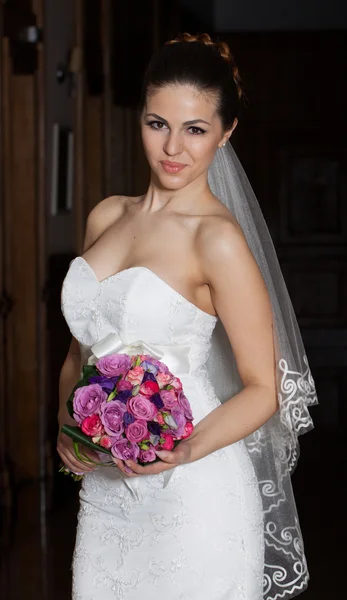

{"left": 111, "top": 438, "right": 140, "bottom": 462}
{"left": 151, "top": 392, "right": 164, "bottom": 410}
{"left": 139, "top": 447, "right": 157, "bottom": 463}
{"left": 160, "top": 389, "right": 178, "bottom": 410}
{"left": 177, "top": 391, "right": 193, "bottom": 421}
{"left": 100, "top": 400, "right": 126, "bottom": 436}
{"left": 96, "top": 353, "right": 132, "bottom": 377}
{"left": 126, "top": 419, "right": 148, "bottom": 443}
{"left": 167, "top": 405, "right": 186, "bottom": 438}
{"left": 73, "top": 384, "right": 107, "bottom": 423}
{"left": 127, "top": 395, "right": 158, "bottom": 421}
{"left": 88, "top": 375, "right": 119, "bottom": 393}
{"left": 117, "top": 379, "right": 133, "bottom": 391}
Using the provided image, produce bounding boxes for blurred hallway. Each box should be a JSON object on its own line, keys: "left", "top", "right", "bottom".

{"left": 1, "top": 1, "right": 347, "bottom": 599}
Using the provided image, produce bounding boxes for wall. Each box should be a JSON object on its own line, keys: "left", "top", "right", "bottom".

{"left": 45, "top": 0, "right": 75, "bottom": 254}
{"left": 214, "top": 0, "right": 347, "bottom": 31}
{"left": 179, "top": 0, "right": 347, "bottom": 31}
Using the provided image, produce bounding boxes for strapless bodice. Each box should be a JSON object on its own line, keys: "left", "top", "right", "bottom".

{"left": 61, "top": 257, "right": 218, "bottom": 376}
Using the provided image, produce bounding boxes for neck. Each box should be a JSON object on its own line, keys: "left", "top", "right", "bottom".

{"left": 141, "top": 171, "right": 214, "bottom": 214}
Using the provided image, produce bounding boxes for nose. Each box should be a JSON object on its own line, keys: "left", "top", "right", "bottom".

{"left": 163, "top": 131, "right": 183, "bottom": 157}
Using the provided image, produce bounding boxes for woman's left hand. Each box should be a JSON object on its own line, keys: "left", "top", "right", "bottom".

{"left": 113, "top": 439, "right": 194, "bottom": 476}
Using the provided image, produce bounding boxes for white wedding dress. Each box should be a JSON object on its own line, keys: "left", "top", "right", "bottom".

{"left": 61, "top": 256, "right": 264, "bottom": 600}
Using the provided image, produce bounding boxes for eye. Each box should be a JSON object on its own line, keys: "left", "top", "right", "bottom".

{"left": 147, "top": 120, "right": 168, "bottom": 130}
{"left": 188, "top": 126, "right": 206, "bottom": 135}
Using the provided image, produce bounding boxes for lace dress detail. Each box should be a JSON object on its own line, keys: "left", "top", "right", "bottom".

{"left": 62, "top": 257, "right": 265, "bottom": 599}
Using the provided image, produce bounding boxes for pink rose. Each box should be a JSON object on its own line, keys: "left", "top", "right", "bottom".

{"left": 170, "top": 377, "right": 183, "bottom": 391}
{"left": 156, "top": 372, "right": 172, "bottom": 388}
{"left": 96, "top": 353, "right": 132, "bottom": 377}
{"left": 139, "top": 447, "right": 157, "bottom": 463}
{"left": 126, "top": 419, "right": 148, "bottom": 443}
{"left": 111, "top": 438, "right": 140, "bottom": 462}
{"left": 139, "top": 381, "right": 160, "bottom": 396}
{"left": 81, "top": 414, "right": 103, "bottom": 437}
{"left": 99, "top": 435, "right": 113, "bottom": 449}
{"left": 127, "top": 395, "right": 158, "bottom": 420}
{"left": 159, "top": 433, "right": 174, "bottom": 451}
{"left": 160, "top": 389, "right": 178, "bottom": 409}
{"left": 170, "top": 405, "right": 186, "bottom": 438}
{"left": 117, "top": 379, "right": 133, "bottom": 391}
{"left": 155, "top": 412, "right": 165, "bottom": 425}
{"left": 126, "top": 366, "right": 144, "bottom": 386}
{"left": 181, "top": 421, "right": 194, "bottom": 440}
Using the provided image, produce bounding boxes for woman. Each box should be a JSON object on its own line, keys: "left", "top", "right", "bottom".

{"left": 58, "top": 33, "right": 316, "bottom": 600}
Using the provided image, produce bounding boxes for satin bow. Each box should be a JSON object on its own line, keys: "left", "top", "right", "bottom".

{"left": 88, "top": 334, "right": 164, "bottom": 365}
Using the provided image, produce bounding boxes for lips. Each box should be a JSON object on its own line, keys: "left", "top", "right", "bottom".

{"left": 160, "top": 161, "right": 186, "bottom": 174}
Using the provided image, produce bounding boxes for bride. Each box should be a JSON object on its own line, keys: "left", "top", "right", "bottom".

{"left": 58, "top": 33, "right": 316, "bottom": 600}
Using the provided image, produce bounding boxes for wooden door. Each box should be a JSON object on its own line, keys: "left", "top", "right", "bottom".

{"left": 0, "top": 0, "right": 46, "bottom": 597}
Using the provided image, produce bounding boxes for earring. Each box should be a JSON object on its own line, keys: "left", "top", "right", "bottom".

{"left": 222, "top": 142, "right": 226, "bottom": 147}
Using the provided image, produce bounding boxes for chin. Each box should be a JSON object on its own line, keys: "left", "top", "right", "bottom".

{"left": 155, "top": 170, "right": 189, "bottom": 191}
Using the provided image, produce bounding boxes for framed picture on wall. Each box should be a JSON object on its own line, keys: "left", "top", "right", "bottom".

{"left": 50, "top": 123, "right": 74, "bottom": 215}
{"left": 279, "top": 144, "right": 347, "bottom": 244}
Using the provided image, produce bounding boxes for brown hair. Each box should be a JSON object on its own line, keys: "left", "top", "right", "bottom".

{"left": 166, "top": 33, "right": 243, "bottom": 100}
{"left": 140, "top": 32, "right": 243, "bottom": 130}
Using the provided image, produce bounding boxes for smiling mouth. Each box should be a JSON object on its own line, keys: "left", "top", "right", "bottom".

{"left": 160, "top": 161, "right": 187, "bottom": 173}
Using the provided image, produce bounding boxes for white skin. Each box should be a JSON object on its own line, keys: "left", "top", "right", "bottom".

{"left": 57, "top": 83, "right": 277, "bottom": 477}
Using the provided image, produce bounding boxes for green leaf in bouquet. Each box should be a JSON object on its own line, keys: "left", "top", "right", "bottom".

{"left": 107, "top": 390, "right": 117, "bottom": 402}
{"left": 81, "top": 364, "right": 98, "bottom": 380}
{"left": 139, "top": 442, "right": 149, "bottom": 450}
{"left": 135, "top": 355, "right": 142, "bottom": 367}
{"left": 61, "top": 425, "right": 112, "bottom": 456}
{"left": 132, "top": 384, "right": 140, "bottom": 396}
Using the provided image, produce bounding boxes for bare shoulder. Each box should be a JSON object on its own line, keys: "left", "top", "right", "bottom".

{"left": 196, "top": 211, "right": 250, "bottom": 278}
{"left": 83, "top": 195, "right": 139, "bottom": 251}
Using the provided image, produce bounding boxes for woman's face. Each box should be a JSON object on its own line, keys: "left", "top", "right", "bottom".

{"left": 141, "top": 84, "right": 235, "bottom": 191}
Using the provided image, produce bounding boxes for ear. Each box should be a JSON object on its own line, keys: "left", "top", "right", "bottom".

{"left": 218, "top": 118, "right": 238, "bottom": 148}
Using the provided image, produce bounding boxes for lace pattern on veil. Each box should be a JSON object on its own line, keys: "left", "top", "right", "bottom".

{"left": 207, "top": 144, "right": 318, "bottom": 599}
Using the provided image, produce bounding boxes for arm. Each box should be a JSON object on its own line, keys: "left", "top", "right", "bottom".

{"left": 122, "top": 218, "right": 277, "bottom": 475}
{"left": 187, "top": 218, "right": 278, "bottom": 460}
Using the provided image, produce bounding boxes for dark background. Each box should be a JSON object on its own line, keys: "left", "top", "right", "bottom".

{"left": 0, "top": 1, "right": 346, "bottom": 598}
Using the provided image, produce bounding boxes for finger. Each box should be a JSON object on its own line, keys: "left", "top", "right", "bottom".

{"left": 80, "top": 445, "right": 101, "bottom": 461}
{"left": 60, "top": 448, "right": 95, "bottom": 473}
{"left": 112, "top": 457, "right": 136, "bottom": 477}
{"left": 124, "top": 459, "right": 179, "bottom": 476}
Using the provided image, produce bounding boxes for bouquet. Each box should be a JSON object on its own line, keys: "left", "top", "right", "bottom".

{"left": 60, "top": 352, "right": 194, "bottom": 479}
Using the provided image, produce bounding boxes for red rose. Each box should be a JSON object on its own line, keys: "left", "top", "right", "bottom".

{"left": 181, "top": 421, "right": 194, "bottom": 439}
{"left": 81, "top": 414, "right": 103, "bottom": 437}
{"left": 139, "top": 381, "right": 160, "bottom": 396}
{"left": 159, "top": 432, "right": 174, "bottom": 451}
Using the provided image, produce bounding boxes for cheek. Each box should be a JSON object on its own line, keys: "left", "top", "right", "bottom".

{"left": 189, "top": 137, "right": 217, "bottom": 167}
{"left": 141, "top": 128, "right": 160, "bottom": 158}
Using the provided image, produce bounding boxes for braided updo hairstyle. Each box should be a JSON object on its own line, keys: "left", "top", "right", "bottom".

{"left": 140, "top": 33, "right": 243, "bottom": 131}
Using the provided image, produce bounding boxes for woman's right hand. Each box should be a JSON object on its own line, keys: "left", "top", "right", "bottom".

{"left": 57, "top": 426, "right": 99, "bottom": 475}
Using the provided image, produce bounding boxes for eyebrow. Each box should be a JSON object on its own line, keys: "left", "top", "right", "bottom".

{"left": 145, "top": 113, "right": 211, "bottom": 126}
